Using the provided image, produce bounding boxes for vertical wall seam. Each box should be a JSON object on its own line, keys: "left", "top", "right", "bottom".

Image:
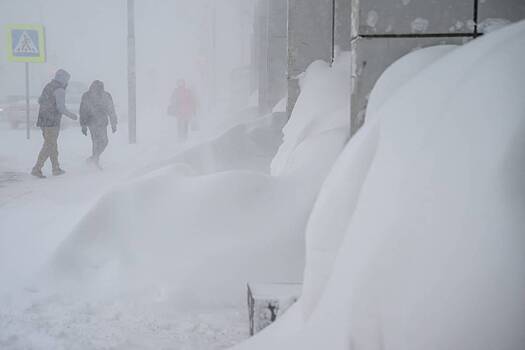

{"left": 332, "top": 0, "right": 336, "bottom": 62}
{"left": 473, "top": 0, "right": 479, "bottom": 37}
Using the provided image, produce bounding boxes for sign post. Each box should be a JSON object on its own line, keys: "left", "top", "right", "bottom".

{"left": 6, "top": 24, "right": 46, "bottom": 140}
{"left": 25, "top": 62, "right": 30, "bottom": 140}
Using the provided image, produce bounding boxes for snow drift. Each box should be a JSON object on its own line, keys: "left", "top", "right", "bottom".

{"left": 43, "top": 53, "right": 351, "bottom": 310}
{"left": 235, "top": 20, "right": 525, "bottom": 350}
{"left": 0, "top": 52, "right": 351, "bottom": 347}
{"left": 136, "top": 113, "right": 288, "bottom": 177}
{"left": 300, "top": 43, "right": 459, "bottom": 321}
{"left": 271, "top": 53, "right": 351, "bottom": 176}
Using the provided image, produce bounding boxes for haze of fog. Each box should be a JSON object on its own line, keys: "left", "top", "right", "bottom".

{"left": 0, "top": 0, "right": 255, "bottom": 135}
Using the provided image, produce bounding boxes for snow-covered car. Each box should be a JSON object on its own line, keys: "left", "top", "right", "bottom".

{"left": 3, "top": 95, "right": 38, "bottom": 129}
{"left": 0, "top": 99, "right": 8, "bottom": 124}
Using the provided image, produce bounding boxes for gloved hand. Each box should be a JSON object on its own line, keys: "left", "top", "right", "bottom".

{"left": 111, "top": 125, "right": 117, "bottom": 134}
{"left": 81, "top": 126, "right": 88, "bottom": 136}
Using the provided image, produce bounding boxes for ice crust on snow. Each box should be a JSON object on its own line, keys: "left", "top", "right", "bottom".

{"left": 234, "top": 20, "right": 525, "bottom": 350}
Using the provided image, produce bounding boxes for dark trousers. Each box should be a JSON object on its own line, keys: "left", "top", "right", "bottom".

{"left": 177, "top": 118, "right": 189, "bottom": 141}
{"left": 89, "top": 125, "right": 109, "bottom": 161}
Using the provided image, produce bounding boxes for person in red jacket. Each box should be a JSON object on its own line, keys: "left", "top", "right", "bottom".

{"left": 167, "top": 79, "right": 197, "bottom": 141}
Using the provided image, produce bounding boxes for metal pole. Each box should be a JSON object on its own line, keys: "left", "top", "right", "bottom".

{"left": 127, "top": 0, "right": 137, "bottom": 144}
{"left": 331, "top": 0, "right": 336, "bottom": 62}
{"left": 211, "top": 2, "right": 217, "bottom": 109}
{"left": 25, "top": 62, "right": 30, "bottom": 140}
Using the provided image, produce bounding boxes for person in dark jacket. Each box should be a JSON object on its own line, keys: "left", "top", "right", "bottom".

{"left": 79, "top": 80, "right": 118, "bottom": 168}
{"left": 31, "top": 69, "right": 78, "bottom": 178}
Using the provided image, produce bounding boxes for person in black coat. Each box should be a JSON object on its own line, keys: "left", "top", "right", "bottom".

{"left": 79, "top": 80, "right": 118, "bottom": 168}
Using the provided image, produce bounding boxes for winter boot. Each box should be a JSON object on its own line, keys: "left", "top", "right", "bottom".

{"left": 31, "top": 168, "right": 46, "bottom": 179}
{"left": 52, "top": 168, "right": 66, "bottom": 176}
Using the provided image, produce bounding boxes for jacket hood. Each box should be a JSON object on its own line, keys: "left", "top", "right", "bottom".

{"left": 89, "top": 80, "right": 105, "bottom": 94}
{"left": 54, "top": 69, "right": 71, "bottom": 87}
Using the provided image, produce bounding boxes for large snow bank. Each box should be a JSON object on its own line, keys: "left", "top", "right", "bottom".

{"left": 235, "top": 20, "right": 525, "bottom": 350}
{"left": 366, "top": 45, "right": 457, "bottom": 119}
{"left": 271, "top": 52, "right": 351, "bottom": 176}
{"left": 300, "top": 43, "right": 459, "bottom": 320}
{"left": 137, "top": 113, "right": 287, "bottom": 177}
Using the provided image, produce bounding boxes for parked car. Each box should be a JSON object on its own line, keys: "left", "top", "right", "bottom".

{"left": 3, "top": 95, "right": 38, "bottom": 129}
{"left": 0, "top": 99, "right": 8, "bottom": 125}
{"left": 3, "top": 81, "right": 88, "bottom": 129}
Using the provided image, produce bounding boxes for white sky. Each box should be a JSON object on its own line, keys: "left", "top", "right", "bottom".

{"left": 0, "top": 0, "right": 253, "bottom": 115}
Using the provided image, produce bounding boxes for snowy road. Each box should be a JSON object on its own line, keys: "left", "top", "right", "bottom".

{"left": 0, "top": 121, "right": 171, "bottom": 286}
{"left": 0, "top": 292, "right": 246, "bottom": 350}
{"left": 0, "top": 116, "right": 224, "bottom": 285}
{"left": 0, "top": 119, "right": 249, "bottom": 349}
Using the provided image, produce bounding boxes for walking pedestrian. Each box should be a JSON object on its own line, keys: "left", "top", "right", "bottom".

{"left": 31, "top": 69, "right": 78, "bottom": 178}
{"left": 167, "top": 79, "right": 197, "bottom": 141}
{"left": 79, "top": 80, "right": 118, "bottom": 168}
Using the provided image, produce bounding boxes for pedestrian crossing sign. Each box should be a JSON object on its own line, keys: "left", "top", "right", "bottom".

{"left": 6, "top": 24, "right": 46, "bottom": 63}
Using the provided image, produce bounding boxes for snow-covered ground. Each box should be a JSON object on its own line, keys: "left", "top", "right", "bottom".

{"left": 4, "top": 20, "right": 524, "bottom": 350}
{"left": 0, "top": 111, "right": 270, "bottom": 288}
{"left": 0, "top": 112, "right": 283, "bottom": 349}
{"left": 1, "top": 295, "right": 246, "bottom": 350}
{"left": 0, "top": 52, "right": 351, "bottom": 349}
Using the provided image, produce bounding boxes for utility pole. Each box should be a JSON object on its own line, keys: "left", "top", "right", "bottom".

{"left": 25, "top": 62, "right": 30, "bottom": 140}
{"left": 127, "top": 0, "right": 137, "bottom": 144}
{"left": 211, "top": 1, "right": 217, "bottom": 109}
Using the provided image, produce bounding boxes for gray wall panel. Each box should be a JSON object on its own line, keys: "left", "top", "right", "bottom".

{"left": 349, "top": 0, "right": 525, "bottom": 136}
{"left": 287, "top": 0, "right": 334, "bottom": 115}
{"left": 256, "top": 0, "right": 288, "bottom": 115}
{"left": 268, "top": 0, "right": 288, "bottom": 111}
{"left": 478, "top": 0, "right": 525, "bottom": 33}
{"left": 354, "top": 0, "right": 475, "bottom": 35}
{"left": 335, "top": 0, "right": 352, "bottom": 52}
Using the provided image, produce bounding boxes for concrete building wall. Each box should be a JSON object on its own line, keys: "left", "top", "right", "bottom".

{"left": 267, "top": 0, "right": 288, "bottom": 112}
{"left": 350, "top": 0, "right": 525, "bottom": 135}
{"left": 478, "top": 0, "right": 525, "bottom": 27}
{"left": 255, "top": 0, "right": 288, "bottom": 115}
{"left": 334, "top": 0, "right": 351, "bottom": 52}
{"left": 287, "top": 0, "right": 334, "bottom": 116}
{"left": 260, "top": 0, "right": 525, "bottom": 126}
